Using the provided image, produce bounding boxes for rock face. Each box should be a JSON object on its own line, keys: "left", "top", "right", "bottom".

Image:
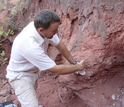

{"left": 31, "top": 0, "right": 124, "bottom": 106}
{"left": 33, "top": 0, "right": 124, "bottom": 76}
{"left": 0, "top": 0, "right": 124, "bottom": 106}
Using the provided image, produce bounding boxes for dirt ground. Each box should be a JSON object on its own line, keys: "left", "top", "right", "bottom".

{"left": 0, "top": 65, "right": 88, "bottom": 107}
{"left": 0, "top": 65, "right": 124, "bottom": 107}
{"left": 37, "top": 72, "right": 89, "bottom": 107}
{"left": 37, "top": 68, "right": 124, "bottom": 107}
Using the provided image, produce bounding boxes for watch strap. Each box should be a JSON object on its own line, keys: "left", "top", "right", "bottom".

{"left": 71, "top": 61, "right": 77, "bottom": 65}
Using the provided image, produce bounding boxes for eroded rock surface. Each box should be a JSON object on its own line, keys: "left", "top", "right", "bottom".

{"left": 0, "top": 0, "right": 124, "bottom": 107}
{"left": 38, "top": 0, "right": 124, "bottom": 106}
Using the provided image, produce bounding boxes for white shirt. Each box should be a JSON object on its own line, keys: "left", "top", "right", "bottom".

{"left": 6, "top": 21, "right": 60, "bottom": 86}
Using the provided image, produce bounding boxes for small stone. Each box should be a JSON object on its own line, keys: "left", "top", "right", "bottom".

{"left": 112, "top": 94, "right": 116, "bottom": 100}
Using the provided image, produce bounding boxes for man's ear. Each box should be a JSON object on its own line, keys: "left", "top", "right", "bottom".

{"left": 37, "top": 28, "right": 45, "bottom": 38}
{"left": 37, "top": 28, "right": 44, "bottom": 34}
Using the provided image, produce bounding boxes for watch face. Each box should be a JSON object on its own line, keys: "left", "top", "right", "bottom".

{"left": 72, "top": 61, "right": 77, "bottom": 65}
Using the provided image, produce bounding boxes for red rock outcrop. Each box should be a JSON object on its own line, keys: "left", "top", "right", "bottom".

{"left": 34, "top": 0, "right": 124, "bottom": 106}
{"left": 0, "top": 0, "right": 124, "bottom": 106}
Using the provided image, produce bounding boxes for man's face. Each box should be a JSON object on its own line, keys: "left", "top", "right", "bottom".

{"left": 41, "top": 22, "right": 60, "bottom": 39}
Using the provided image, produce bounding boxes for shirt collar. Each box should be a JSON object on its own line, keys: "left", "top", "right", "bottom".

{"left": 24, "top": 21, "right": 45, "bottom": 45}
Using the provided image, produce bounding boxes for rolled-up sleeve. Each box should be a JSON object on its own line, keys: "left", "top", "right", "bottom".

{"left": 49, "top": 34, "right": 60, "bottom": 46}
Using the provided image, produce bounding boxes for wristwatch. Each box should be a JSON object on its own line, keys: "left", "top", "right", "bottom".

{"left": 71, "top": 61, "right": 77, "bottom": 65}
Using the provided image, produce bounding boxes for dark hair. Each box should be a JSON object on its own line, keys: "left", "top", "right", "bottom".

{"left": 34, "top": 9, "right": 60, "bottom": 30}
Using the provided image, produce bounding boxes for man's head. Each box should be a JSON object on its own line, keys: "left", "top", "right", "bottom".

{"left": 34, "top": 9, "right": 61, "bottom": 39}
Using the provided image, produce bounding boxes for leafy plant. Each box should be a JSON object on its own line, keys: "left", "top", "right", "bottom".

{"left": 0, "top": 26, "right": 14, "bottom": 38}
{"left": 3, "top": 29, "right": 14, "bottom": 37}
{"left": 0, "top": 57, "right": 8, "bottom": 66}
{"left": 0, "top": 27, "right": 4, "bottom": 37}
{"left": 0, "top": 50, "right": 5, "bottom": 56}
{"left": 0, "top": 50, "right": 7, "bottom": 66}
{"left": 1, "top": 20, "right": 6, "bottom": 24}
{"left": 0, "top": 24, "right": 14, "bottom": 66}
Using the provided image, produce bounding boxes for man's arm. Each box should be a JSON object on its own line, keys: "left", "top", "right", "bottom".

{"left": 48, "top": 40, "right": 85, "bottom": 75}
{"left": 48, "top": 41, "right": 85, "bottom": 75}
{"left": 47, "top": 60, "right": 85, "bottom": 75}
{"left": 55, "top": 41, "right": 74, "bottom": 64}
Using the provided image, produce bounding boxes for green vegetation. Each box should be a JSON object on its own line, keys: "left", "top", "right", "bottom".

{"left": 0, "top": 24, "right": 14, "bottom": 66}
{"left": 0, "top": 57, "right": 8, "bottom": 66}
{"left": 0, "top": 27, "right": 14, "bottom": 38}
{"left": 0, "top": 50, "right": 8, "bottom": 66}
{"left": 0, "top": 0, "right": 31, "bottom": 66}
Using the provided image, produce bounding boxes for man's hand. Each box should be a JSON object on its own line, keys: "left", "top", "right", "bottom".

{"left": 77, "top": 60, "right": 85, "bottom": 71}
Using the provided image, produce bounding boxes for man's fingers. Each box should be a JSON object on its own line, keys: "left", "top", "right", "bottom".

{"left": 80, "top": 60, "right": 85, "bottom": 65}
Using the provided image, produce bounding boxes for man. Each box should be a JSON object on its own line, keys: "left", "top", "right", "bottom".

{"left": 6, "top": 9, "right": 85, "bottom": 107}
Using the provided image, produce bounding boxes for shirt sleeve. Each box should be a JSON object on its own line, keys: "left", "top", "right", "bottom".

{"left": 23, "top": 46, "right": 56, "bottom": 71}
{"left": 49, "top": 34, "right": 60, "bottom": 46}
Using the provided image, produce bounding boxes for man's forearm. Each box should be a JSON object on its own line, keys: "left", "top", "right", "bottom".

{"left": 56, "top": 41, "right": 74, "bottom": 63}
{"left": 48, "top": 59, "right": 85, "bottom": 75}
{"left": 47, "top": 64, "right": 79, "bottom": 75}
